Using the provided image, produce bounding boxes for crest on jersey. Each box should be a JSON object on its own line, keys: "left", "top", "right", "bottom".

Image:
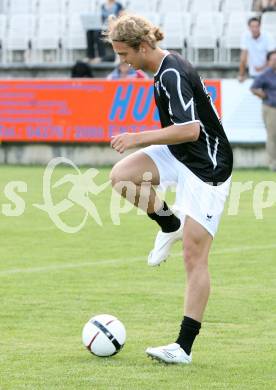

{"left": 155, "top": 81, "right": 160, "bottom": 96}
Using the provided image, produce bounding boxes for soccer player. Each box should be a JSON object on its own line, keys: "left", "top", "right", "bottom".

{"left": 106, "top": 14, "right": 233, "bottom": 364}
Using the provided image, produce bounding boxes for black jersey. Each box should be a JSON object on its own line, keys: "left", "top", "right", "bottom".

{"left": 154, "top": 52, "right": 233, "bottom": 184}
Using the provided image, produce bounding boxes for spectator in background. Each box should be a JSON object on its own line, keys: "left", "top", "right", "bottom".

{"left": 86, "top": 30, "right": 105, "bottom": 62}
{"left": 255, "top": 0, "right": 276, "bottom": 12}
{"left": 71, "top": 60, "right": 94, "bottom": 78}
{"left": 251, "top": 50, "right": 276, "bottom": 171}
{"left": 238, "top": 17, "right": 275, "bottom": 81}
{"left": 101, "top": 0, "right": 124, "bottom": 26}
{"left": 87, "top": 0, "right": 124, "bottom": 63}
{"left": 106, "top": 62, "right": 148, "bottom": 80}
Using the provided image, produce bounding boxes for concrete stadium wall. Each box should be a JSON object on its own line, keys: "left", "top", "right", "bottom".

{"left": 0, "top": 63, "right": 239, "bottom": 80}
{"left": 0, "top": 143, "right": 268, "bottom": 169}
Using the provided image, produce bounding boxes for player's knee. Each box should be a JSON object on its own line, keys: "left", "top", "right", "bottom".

{"left": 110, "top": 163, "right": 140, "bottom": 188}
{"left": 110, "top": 165, "right": 124, "bottom": 188}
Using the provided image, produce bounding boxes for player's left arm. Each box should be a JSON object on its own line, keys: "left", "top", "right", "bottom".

{"left": 110, "top": 123, "right": 200, "bottom": 154}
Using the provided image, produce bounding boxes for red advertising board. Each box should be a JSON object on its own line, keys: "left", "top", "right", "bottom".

{"left": 0, "top": 79, "right": 221, "bottom": 142}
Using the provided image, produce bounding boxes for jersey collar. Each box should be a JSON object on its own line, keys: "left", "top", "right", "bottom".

{"left": 154, "top": 50, "right": 170, "bottom": 77}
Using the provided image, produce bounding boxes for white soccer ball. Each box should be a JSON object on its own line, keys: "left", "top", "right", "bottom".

{"left": 82, "top": 314, "right": 126, "bottom": 357}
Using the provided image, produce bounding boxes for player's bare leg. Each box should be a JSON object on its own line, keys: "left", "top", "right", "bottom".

{"left": 171, "top": 217, "right": 212, "bottom": 358}
{"left": 110, "top": 151, "right": 184, "bottom": 265}
{"left": 182, "top": 217, "right": 212, "bottom": 322}
{"left": 110, "top": 150, "right": 162, "bottom": 213}
{"left": 146, "top": 217, "right": 212, "bottom": 364}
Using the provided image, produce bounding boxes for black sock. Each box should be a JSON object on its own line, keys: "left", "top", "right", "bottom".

{"left": 147, "top": 202, "right": 181, "bottom": 233}
{"left": 175, "top": 316, "right": 201, "bottom": 355}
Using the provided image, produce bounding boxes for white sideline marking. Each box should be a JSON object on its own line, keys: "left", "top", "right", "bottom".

{"left": 0, "top": 243, "right": 275, "bottom": 277}
{"left": 0, "top": 256, "right": 146, "bottom": 276}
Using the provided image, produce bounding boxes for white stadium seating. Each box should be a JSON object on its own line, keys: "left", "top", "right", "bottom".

{"left": 189, "top": 0, "right": 221, "bottom": 13}
{"left": 8, "top": 0, "right": 36, "bottom": 15}
{"left": 127, "top": 0, "right": 156, "bottom": 13}
{"left": 189, "top": 13, "right": 221, "bottom": 62}
{"left": 0, "top": 13, "right": 6, "bottom": 62}
{"left": 261, "top": 12, "right": 276, "bottom": 41}
{"left": 222, "top": 0, "right": 254, "bottom": 13}
{"left": 220, "top": 12, "right": 249, "bottom": 62}
{"left": 161, "top": 12, "right": 186, "bottom": 54}
{"left": 64, "top": 14, "right": 87, "bottom": 61}
{"left": 33, "top": 14, "right": 66, "bottom": 62}
{"left": 159, "top": 0, "right": 189, "bottom": 13}
{"left": 0, "top": 0, "right": 271, "bottom": 65}
{"left": 6, "top": 14, "right": 35, "bottom": 62}
{"left": 37, "top": 0, "right": 66, "bottom": 14}
{"left": 181, "top": 12, "right": 192, "bottom": 41}
{"left": 134, "top": 11, "right": 160, "bottom": 27}
{"left": 68, "top": 0, "right": 94, "bottom": 14}
{"left": 160, "top": 12, "right": 191, "bottom": 54}
{"left": 0, "top": 0, "right": 5, "bottom": 13}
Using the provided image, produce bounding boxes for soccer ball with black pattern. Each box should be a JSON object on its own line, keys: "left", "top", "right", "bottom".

{"left": 82, "top": 314, "right": 126, "bottom": 357}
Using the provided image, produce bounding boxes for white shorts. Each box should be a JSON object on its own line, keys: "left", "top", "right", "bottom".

{"left": 142, "top": 145, "right": 231, "bottom": 238}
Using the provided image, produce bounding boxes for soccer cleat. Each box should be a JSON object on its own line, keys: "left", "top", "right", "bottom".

{"left": 147, "top": 220, "right": 184, "bottom": 266}
{"left": 145, "top": 343, "right": 192, "bottom": 364}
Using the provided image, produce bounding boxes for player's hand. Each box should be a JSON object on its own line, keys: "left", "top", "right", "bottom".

{"left": 110, "top": 133, "right": 139, "bottom": 154}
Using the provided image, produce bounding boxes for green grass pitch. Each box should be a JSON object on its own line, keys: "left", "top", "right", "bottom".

{"left": 0, "top": 166, "right": 275, "bottom": 390}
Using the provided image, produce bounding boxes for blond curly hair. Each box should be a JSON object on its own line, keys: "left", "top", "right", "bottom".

{"left": 105, "top": 14, "right": 164, "bottom": 49}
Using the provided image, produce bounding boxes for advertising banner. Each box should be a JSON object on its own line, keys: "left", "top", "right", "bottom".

{"left": 0, "top": 79, "right": 222, "bottom": 143}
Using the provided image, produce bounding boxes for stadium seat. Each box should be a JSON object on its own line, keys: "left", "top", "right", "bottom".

{"left": 225, "top": 10, "right": 260, "bottom": 24}
{"left": 189, "top": 14, "right": 220, "bottom": 63}
{"left": 6, "top": 14, "right": 35, "bottom": 63}
{"left": 8, "top": 0, "right": 36, "bottom": 14}
{"left": 0, "top": 0, "right": 6, "bottom": 13}
{"left": 220, "top": 13, "right": 248, "bottom": 62}
{"left": 220, "top": 33, "right": 242, "bottom": 62}
{"left": 133, "top": 11, "right": 161, "bottom": 27}
{"left": 0, "top": 13, "right": 6, "bottom": 62}
{"left": 33, "top": 14, "right": 66, "bottom": 63}
{"left": 161, "top": 12, "right": 186, "bottom": 54}
{"left": 222, "top": 0, "right": 254, "bottom": 13}
{"left": 68, "top": 0, "right": 94, "bottom": 14}
{"left": 159, "top": 0, "right": 188, "bottom": 13}
{"left": 224, "top": 11, "right": 247, "bottom": 29}
{"left": 182, "top": 12, "right": 192, "bottom": 41}
{"left": 197, "top": 12, "right": 224, "bottom": 36}
{"left": 261, "top": 12, "right": 276, "bottom": 41}
{"left": 189, "top": 0, "right": 221, "bottom": 13}
{"left": 161, "top": 12, "right": 191, "bottom": 44}
{"left": 127, "top": 0, "right": 157, "bottom": 13}
{"left": 37, "top": 0, "right": 66, "bottom": 15}
{"left": 64, "top": 14, "right": 87, "bottom": 62}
